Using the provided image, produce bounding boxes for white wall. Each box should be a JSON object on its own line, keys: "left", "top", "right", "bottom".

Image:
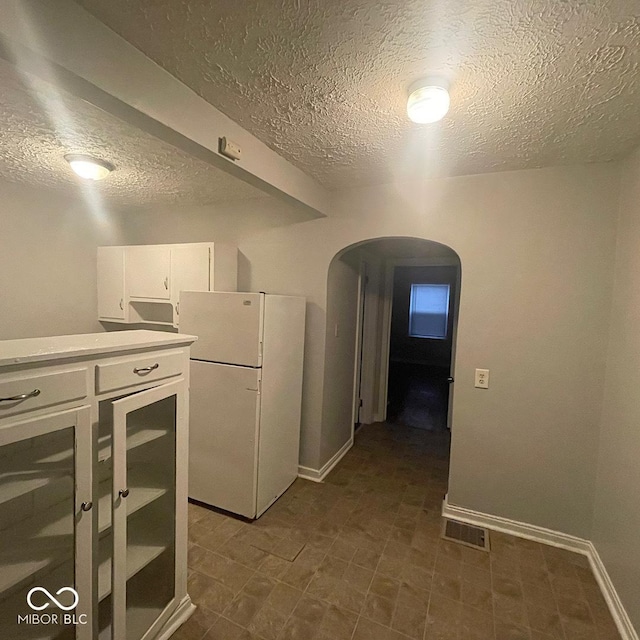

{"left": 320, "top": 253, "right": 360, "bottom": 463}
{"left": 241, "top": 162, "right": 620, "bottom": 538}
{"left": 120, "top": 162, "right": 619, "bottom": 540}
{"left": 0, "top": 178, "right": 123, "bottom": 339}
{"left": 592, "top": 149, "right": 640, "bottom": 629}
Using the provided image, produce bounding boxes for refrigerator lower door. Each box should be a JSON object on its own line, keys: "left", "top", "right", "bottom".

{"left": 189, "top": 360, "right": 260, "bottom": 518}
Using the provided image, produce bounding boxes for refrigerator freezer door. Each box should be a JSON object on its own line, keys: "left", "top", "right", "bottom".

{"left": 189, "top": 360, "right": 261, "bottom": 518}
{"left": 179, "top": 291, "right": 263, "bottom": 367}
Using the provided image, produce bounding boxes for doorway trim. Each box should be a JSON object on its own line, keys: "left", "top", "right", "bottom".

{"left": 351, "top": 250, "right": 383, "bottom": 433}
{"left": 352, "top": 258, "right": 368, "bottom": 429}
{"left": 376, "top": 256, "right": 460, "bottom": 423}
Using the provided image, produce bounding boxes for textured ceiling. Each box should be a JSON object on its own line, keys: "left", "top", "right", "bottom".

{"left": 0, "top": 58, "right": 264, "bottom": 209}
{"left": 77, "top": 0, "right": 640, "bottom": 189}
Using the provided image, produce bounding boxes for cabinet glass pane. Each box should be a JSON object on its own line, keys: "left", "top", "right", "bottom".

{"left": 97, "top": 394, "right": 178, "bottom": 640}
{"left": 0, "top": 426, "right": 76, "bottom": 640}
{"left": 126, "top": 396, "right": 176, "bottom": 640}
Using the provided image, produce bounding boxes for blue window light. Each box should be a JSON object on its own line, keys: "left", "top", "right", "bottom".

{"left": 408, "top": 284, "right": 450, "bottom": 339}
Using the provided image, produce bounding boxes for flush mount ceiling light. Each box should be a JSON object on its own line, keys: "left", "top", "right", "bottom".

{"left": 407, "top": 79, "right": 450, "bottom": 124}
{"left": 64, "top": 154, "right": 115, "bottom": 180}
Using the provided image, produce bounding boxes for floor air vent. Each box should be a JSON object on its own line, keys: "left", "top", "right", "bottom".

{"left": 441, "top": 518, "right": 490, "bottom": 551}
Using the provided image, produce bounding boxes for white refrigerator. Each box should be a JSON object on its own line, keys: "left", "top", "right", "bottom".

{"left": 178, "top": 291, "right": 306, "bottom": 519}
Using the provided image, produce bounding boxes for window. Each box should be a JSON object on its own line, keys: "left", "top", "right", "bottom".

{"left": 409, "top": 284, "right": 450, "bottom": 339}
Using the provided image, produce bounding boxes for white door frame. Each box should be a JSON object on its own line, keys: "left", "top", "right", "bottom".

{"left": 351, "top": 259, "right": 368, "bottom": 431}
{"left": 375, "top": 257, "right": 460, "bottom": 424}
{"left": 350, "top": 251, "right": 384, "bottom": 431}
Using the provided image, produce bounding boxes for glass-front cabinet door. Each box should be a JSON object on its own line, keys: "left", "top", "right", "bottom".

{"left": 97, "top": 380, "right": 183, "bottom": 640}
{"left": 0, "top": 406, "right": 92, "bottom": 640}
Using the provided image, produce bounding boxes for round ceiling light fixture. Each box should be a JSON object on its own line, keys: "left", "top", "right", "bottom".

{"left": 64, "top": 154, "right": 115, "bottom": 180}
{"left": 407, "top": 78, "right": 450, "bottom": 124}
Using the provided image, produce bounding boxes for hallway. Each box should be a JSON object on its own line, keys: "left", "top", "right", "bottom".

{"left": 180, "top": 424, "right": 620, "bottom": 640}
{"left": 386, "top": 363, "right": 451, "bottom": 431}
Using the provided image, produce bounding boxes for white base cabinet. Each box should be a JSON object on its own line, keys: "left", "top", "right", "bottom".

{"left": 0, "top": 330, "right": 196, "bottom": 640}
{"left": 97, "top": 242, "right": 238, "bottom": 328}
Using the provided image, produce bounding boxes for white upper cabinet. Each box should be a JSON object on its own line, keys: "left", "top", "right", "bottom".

{"left": 127, "top": 245, "right": 172, "bottom": 300}
{"left": 171, "top": 244, "right": 211, "bottom": 326}
{"left": 97, "top": 242, "right": 238, "bottom": 327}
{"left": 210, "top": 244, "right": 239, "bottom": 292}
{"left": 171, "top": 244, "right": 210, "bottom": 296}
{"left": 97, "top": 247, "right": 126, "bottom": 321}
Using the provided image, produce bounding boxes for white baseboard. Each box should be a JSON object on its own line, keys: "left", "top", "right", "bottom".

{"left": 442, "top": 496, "right": 591, "bottom": 553}
{"left": 586, "top": 541, "right": 639, "bottom": 640}
{"left": 442, "top": 496, "right": 638, "bottom": 640}
{"left": 298, "top": 437, "right": 353, "bottom": 483}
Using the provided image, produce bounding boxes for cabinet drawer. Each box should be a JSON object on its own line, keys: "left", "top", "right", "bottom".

{"left": 0, "top": 368, "right": 88, "bottom": 418}
{"left": 96, "top": 352, "right": 184, "bottom": 393}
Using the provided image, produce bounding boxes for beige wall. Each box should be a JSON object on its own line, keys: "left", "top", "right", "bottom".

{"left": 120, "top": 161, "right": 620, "bottom": 540}
{"left": 242, "top": 163, "right": 620, "bottom": 538}
{"left": 0, "top": 178, "right": 123, "bottom": 340}
{"left": 320, "top": 253, "right": 360, "bottom": 465}
{"left": 592, "top": 149, "right": 640, "bottom": 628}
{"left": 324, "top": 166, "right": 618, "bottom": 536}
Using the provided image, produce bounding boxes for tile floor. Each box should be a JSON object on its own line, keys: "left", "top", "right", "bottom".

{"left": 176, "top": 422, "right": 621, "bottom": 640}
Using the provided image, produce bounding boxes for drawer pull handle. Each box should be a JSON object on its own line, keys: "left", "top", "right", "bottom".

{"left": 133, "top": 363, "right": 159, "bottom": 375}
{"left": 164, "top": 277, "right": 169, "bottom": 290}
{"left": 119, "top": 298, "right": 124, "bottom": 310}
{"left": 81, "top": 501, "right": 93, "bottom": 512}
{"left": 119, "top": 489, "right": 129, "bottom": 499}
{"left": 0, "top": 388, "right": 41, "bottom": 402}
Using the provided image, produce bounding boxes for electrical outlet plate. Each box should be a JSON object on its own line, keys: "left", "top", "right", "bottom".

{"left": 475, "top": 368, "right": 489, "bottom": 389}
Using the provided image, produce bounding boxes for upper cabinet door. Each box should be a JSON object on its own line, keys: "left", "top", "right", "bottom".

{"left": 210, "top": 244, "right": 238, "bottom": 292}
{"left": 172, "top": 245, "right": 211, "bottom": 325}
{"left": 98, "top": 247, "right": 126, "bottom": 320}
{"left": 171, "top": 245, "right": 210, "bottom": 302}
{"left": 127, "top": 246, "right": 171, "bottom": 300}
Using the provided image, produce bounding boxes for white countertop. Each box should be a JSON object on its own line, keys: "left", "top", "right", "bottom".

{"left": 0, "top": 330, "right": 197, "bottom": 367}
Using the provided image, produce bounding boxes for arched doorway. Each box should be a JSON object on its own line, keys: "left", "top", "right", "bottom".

{"left": 326, "top": 236, "right": 461, "bottom": 443}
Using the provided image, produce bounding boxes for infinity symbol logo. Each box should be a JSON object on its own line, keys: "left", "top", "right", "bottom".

{"left": 27, "top": 587, "right": 79, "bottom": 611}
